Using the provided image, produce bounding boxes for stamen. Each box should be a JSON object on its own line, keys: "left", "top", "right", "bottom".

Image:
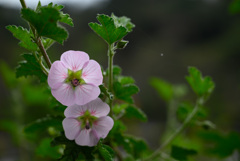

{"left": 71, "top": 79, "right": 80, "bottom": 87}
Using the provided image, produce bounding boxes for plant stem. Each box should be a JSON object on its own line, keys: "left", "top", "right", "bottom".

{"left": 108, "top": 44, "right": 114, "bottom": 116}
{"left": 37, "top": 38, "right": 52, "bottom": 68}
{"left": 20, "top": 0, "right": 27, "bottom": 8}
{"left": 144, "top": 98, "right": 203, "bottom": 161}
{"left": 19, "top": 0, "right": 52, "bottom": 69}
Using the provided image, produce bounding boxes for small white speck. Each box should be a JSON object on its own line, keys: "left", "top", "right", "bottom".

{"left": 160, "top": 53, "right": 164, "bottom": 56}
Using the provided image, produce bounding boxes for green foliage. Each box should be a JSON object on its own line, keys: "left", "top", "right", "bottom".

{"left": 186, "top": 67, "right": 215, "bottom": 100}
{"left": 171, "top": 145, "right": 197, "bottom": 161}
{"left": 229, "top": 0, "right": 240, "bottom": 14}
{"left": 150, "top": 77, "right": 173, "bottom": 102}
{"left": 199, "top": 131, "right": 240, "bottom": 158}
{"left": 177, "top": 102, "right": 207, "bottom": 122}
{"left": 52, "top": 134, "right": 95, "bottom": 161}
{"left": 24, "top": 116, "right": 63, "bottom": 135}
{"left": 89, "top": 14, "right": 134, "bottom": 45}
{"left": 113, "top": 82, "right": 139, "bottom": 103}
{"left": 21, "top": 7, "right": 68, "bottom": 44}
{"left": 111, "top": 13, "right": 135, "bottom": 32}
{"left": 98, "top": 140, "right": 115, "bottom": 161}
{"left": 48, "top": 3, "right": 74, "bottom": 27}
{"left": 0, "top": 120, "right": 19, "bottom": 144}
{"left": 6, "top": 25, "right": 38, "bottom": 51}
{"left": 36, "top": 138, "right": 62, "bottom": 159}
{"left": 124, "top": 105, "right": 147, "bottom": 122}
{"left": 16, "top": 53, "right": 47, "bottom": 82}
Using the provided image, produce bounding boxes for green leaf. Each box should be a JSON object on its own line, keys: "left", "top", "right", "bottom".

{"left": 52, "top": 134, "right": 95, "bottom": 161}
{"left": 150, "top": 77, "right": 173, "bottom": 102}
{"left": 48, "top": 3, "right": 74, "bottom": 26}
{"left": 171, "top": 145, "right": 197, "bottom": 161}
{"left": 89, "top": 14, "right": 128, "bottom": 45}
{"left": 199, "top": 131, "right": 240, "bottom": 158}
{"left": 113, "top": 82, "right": 139, "bottom": 103}
{"left": 185, "top": 67, "right": 215, "bottom": 100}
{"left": 123, "top": 135, "right": 149, "bottom": 159}
{"left": 116, "top": 40, "right": 129, "bottom": 49}
{"left": 6, "top": 25, "right": 38, "bottom": 51}
{"left": 98, "top": 146, "right": 114, "bottom": 161}
{"left": 24, "top": 116, "right": 63, "bottom": 135}
{"left": 21, "top": 7, "right": 68, "bottom": 44}
{"left": 177, "top": 102, "right": 207, "bottom": 123}
{"left": 113, "top": 103, "right": 128, "bottom": 115}
{"left": 229, "top": 0, "right": 240, "bottom": 14}
{"left": 118, "top": 76, "right": 135, "bottom": 85}
{"left": 16, "top": 53, "right": 47, "bottom": 82}
{"left": 111, "top": 13, "right": 135, "bottom": 32}
{"left": 36, "top": 138, "right": 62, "bottom": 159}
{"left": 124, "top": 105, "right": 147, "bottom": 122}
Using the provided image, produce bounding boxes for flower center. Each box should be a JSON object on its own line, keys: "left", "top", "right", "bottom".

{"left": 71, "top": 79, "right": 80, "bottom": 87}
{"left": 77, "top": 110, "right": 97, "bottom": 130}
{"left": 66, "top": 69, "right": 85, "bottom": 87}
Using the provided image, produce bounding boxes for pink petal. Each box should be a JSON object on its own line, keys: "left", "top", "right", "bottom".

{"left": 64, "top": 104, "right": 86, "bottom": 118}
{"left": 82, "top": 60, "right": 103, "bottom": 86}
{"left": 92, "top": 116, "right": 114, "bottom": 139}
{"left": 85, "top": 98, "right": 110, "bottom": 117}
{"left": 75, "top": 129, "right": 99, "bottom": 146}
{"left": 51, "top": 83, "right": 75, "bottom": 106}
{"left": 48, "top": 61, "right": 68, "bottom": 89}
{"left": 62, "top": 118, "right": 81, "bottom": 140}
{"left": 60, "top": 50, "right": 89, "bottom": 71}
{"left": 74, "top": 84, "right": 100, "bottom": 105}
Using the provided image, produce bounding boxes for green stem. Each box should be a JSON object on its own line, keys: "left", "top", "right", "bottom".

{"left": 19, "top": 0, "right": 52, "bottom": 69}
{"left": 20, "top": 0, "right": 27, "bottom": 8}
{"left": 108, "top": 44, "right": 114, "bottom": 116}
{"left": 37, "top": 38, "right": 52, "bottom": 68}
{"left": 144, "top": 97, "right": 203, "bottom": 161}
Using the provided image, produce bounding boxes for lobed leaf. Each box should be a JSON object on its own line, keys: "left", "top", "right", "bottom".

{"left": 89, "top": 14, "right": 128, "bottom": 45}
{"left": 48, "top": 3, "right": 74, "bottom": 27}
{"left": 21, "top": 7, "right": 68, "bottom": 44}
{"left": 6, "top": 25, "right": 38, "bottom": 51}
{"left": 16, "top": 53, "right": 47, "bottom": 82}
{"left": 124, "top": 105, "right": 147, "bottom": 122}
{"left": 186, "top": 67, "right": 215, "bottom": 100}
{"left": 111, "top": 13, "right": 135, "bottom": 32}
{"left": 113, "top": 82, "right": 139, "bottom": 103}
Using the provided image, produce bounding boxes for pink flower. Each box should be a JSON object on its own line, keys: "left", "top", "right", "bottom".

{"left": 62, "top": 98, "right": 114, "bottom": 146}
{"left": 48, "top": 50, "right": 103, "bottom": 106}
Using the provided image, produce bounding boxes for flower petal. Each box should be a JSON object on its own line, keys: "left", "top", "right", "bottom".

{"left": 48, "top": 61, "right": 68, "bottom": 89}
{"left": 82, "top": 60, "right": 103, "bottom": 86}
{"left": 60, "top": 50, "right": 89, "bottom": 71}
{"left": 74, "top": 84, "right": 100, "bottom": 105}
{"left": 85, "top": 98, "right": 110, "bottom": 117}
{"left": 51, "top": 83, "right": 75, "bottom": 106}
{"left": 92, "top": 116, "right": 114, "bottom": 139}
{"left": 64, "top": 104, "right": 86, "bottom": 118}
{"left": 75, "top": 129, "right": 99, "bottom": 146}
{"left": 62, "top": 118, "right": 81, "bottom": 140}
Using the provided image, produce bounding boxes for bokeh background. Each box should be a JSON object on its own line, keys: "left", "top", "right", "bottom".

{"left": 0, "top": 0, "right": 240, "bottom": 160}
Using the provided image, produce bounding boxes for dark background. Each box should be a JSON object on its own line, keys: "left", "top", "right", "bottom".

{"left": 0, "top": 0, "right": 240, "bottom": 160}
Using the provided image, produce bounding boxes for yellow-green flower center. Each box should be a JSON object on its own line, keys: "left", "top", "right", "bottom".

{"left": 77, "top": 110, "right": 97, "bottom": 130}
{"left": 65, "top": 69, "right": 85, "bottom": 87}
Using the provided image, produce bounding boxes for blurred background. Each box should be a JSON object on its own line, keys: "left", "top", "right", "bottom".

{"left": 0, "top": 0, "right": 240, "bottom": 160}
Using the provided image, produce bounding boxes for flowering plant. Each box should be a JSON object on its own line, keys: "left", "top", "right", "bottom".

{"left": 2, "top": 0, "right": 240, "bottom": 161}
